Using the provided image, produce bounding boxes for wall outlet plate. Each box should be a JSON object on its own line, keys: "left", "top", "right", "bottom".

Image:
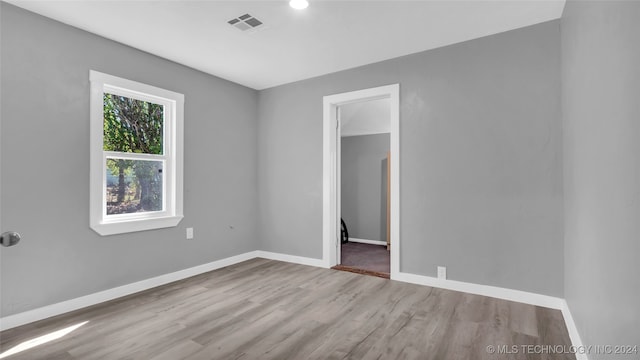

{"left": 186, "top": 227, "right": 194, "bottom": 239}
{"left": 437, "top": 266, "right": 447, "bottom": 280}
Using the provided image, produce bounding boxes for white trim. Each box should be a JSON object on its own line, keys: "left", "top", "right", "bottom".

{"left": 90, "top": 70, "right": 184, "bottom": 101}
{"left": 0, "top": 251, "right": 258, "bottom": 331}
{"left": 89, "top": 70, "right": 184, "bottom": 236}
{"left": 336, "top": 107, "right": 342, "bottom": 264}
{"left": 90, "top": 216, "right": 185, "bottom": 236}
{"left": 393, "top": 271, "right": 564, "bottom": 310}
{"left": 0, "top": 249, "right": 586, "bottom": 356}
{"left": 255, "top": 251, "right": 326, "bottom": 268}
{"left": 560, "top": 300, "right": 588, "bottom": 360}
{"left": 392, "top": 272, "right": 589, "bottom": 353}
{"left": 0, "top": 251, "right": 328, "bottom": 331}
{"left": 322, "top": 84, "right": 400, "bottom": 275}
{"left": 348, "top": 238, "right": 388, "bottom": 246}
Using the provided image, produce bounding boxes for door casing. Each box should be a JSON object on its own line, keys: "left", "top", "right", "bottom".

{"left": 322, "top": 84, "right": 400, "bottom": 278}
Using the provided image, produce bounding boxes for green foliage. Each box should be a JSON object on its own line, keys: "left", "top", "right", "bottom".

{"left": 104, "top": 93, "right": 164, "bottom": 213}
{"left": 105, "top": 159, "right": 163, "bottom": 214}
{"left": 106, "top": 158, "right": 133, "bottom": 178}
{"left": 135, "top": 161, "right": 163, "bottom": 211}
{"left": 103, "top": 93, "right": 163, "bottom": 154}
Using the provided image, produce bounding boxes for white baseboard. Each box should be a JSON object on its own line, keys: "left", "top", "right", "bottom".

{"left": 0, "top": 251, "right": 259, "bottom": 331}
{"left": 348, "top": 238, "right": 387, "bottom": 246}
{"left": 392, "top": 272, "right": 587, "bottom": 354}
{"left": 0, "top": 250, "right": 326, "bottom": 331}
{"left": 0, "top": 248, "right": 585, "bottom": 359}
{"left": 392, "top": 271, "right": 564, "bottom": 310}
{"left": 255, "top": 250, "right": 326, "bottom": 268}
{"left": 560, "top": 299, "right": 588, "bottom": 360}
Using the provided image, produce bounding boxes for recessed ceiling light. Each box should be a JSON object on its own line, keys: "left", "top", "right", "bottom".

{"left": 289, "top": 0, "right": 309, "bottom": 10}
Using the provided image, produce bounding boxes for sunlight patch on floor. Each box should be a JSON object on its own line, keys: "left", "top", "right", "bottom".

{"left": 0, "top": 321, "right": 88, "bottom": 359}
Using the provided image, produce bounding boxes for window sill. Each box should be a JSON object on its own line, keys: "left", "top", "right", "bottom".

{"left": 90, "top": 215, "right": 184, "bottom": 236}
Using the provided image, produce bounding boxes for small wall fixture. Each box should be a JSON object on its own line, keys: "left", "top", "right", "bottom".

{"left": 289, "top": 0, "right": 309, "bottom": 10}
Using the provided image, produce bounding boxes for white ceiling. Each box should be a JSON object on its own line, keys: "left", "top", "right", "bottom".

{"left": 6, "top": 0, "right": 566, "bottom": 90}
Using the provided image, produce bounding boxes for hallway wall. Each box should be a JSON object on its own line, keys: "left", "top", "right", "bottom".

{"left": 562, "top": 0, "right": 640, "bottom": 354}
{"left": 341, "top": 133, "right": 390, "bottom": 241}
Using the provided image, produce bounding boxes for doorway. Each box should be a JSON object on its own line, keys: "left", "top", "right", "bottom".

{"left": 337, "top": 99, "right": 390, "bottom": 277}
{"left": 322, "top": 84, "right": 400, "bottom": 278}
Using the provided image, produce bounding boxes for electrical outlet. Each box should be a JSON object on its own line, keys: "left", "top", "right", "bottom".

{"left": 186, "top": 227, "right": 194, "bottom": 240}
{"left": 437, "top": 266, "right": 447, "bottom": 280}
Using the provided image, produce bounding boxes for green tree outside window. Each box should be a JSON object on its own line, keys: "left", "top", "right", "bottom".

{"left": 103, "top": 94, "right": 164, "bottom": 214}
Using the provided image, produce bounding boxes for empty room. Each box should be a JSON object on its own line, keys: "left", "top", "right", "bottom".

{"left": 0, "top": 1, "right": 638, "bottom": 359}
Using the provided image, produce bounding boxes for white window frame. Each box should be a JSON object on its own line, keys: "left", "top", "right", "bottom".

{"left": 89, "top": 70, "right": 184, "bottom": 235}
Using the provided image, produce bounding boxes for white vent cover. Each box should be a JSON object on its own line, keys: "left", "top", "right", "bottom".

{"left": 228, "top": 14, "right": 265, "bottom": 33}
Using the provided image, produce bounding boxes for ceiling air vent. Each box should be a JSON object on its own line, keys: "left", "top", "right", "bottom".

{"left": 228, "top": 14, "right": 264, "bottom": 33}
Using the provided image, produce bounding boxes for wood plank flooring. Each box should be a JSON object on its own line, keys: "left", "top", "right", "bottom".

{"left": 0, "top": 259, "right": 574, "bottom": 360}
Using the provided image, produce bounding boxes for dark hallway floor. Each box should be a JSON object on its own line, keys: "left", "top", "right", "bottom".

{"left": 337, "top": 242, "right": 390, "bottom": 278}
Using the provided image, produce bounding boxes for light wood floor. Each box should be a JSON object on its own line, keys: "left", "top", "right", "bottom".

{"left": 0, "top": 259, "right": 574, "bottom": 360}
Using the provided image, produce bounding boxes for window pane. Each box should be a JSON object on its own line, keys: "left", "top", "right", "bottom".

{"left": 103, "top": 93, "right": 163, "bottom": 155}
{"left": 106, "top": 159, "right": 164, "bottom": 215}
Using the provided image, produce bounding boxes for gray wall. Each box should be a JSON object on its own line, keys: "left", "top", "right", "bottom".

{"left": 0, "top": 3, "right": 569, "bottom": 319}
{"left": 341, "top": 134, "right": 390, "bottom": 241}
{"left": 258, "top": 20, "right": 563, "bottom": 296}
{"left": 562, "top": 0, "right": 640, "bottom": 355}
{"left": 0, "top": 4, "right": 259, "bottom": 317}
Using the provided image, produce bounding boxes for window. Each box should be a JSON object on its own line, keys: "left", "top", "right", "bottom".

{"left": 90, "top": 71, "right": 183, "bottom": 235}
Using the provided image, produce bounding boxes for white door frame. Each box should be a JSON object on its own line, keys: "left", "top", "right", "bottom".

{"left": 322, "top": 84, "right": 400, "bottom": 278}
